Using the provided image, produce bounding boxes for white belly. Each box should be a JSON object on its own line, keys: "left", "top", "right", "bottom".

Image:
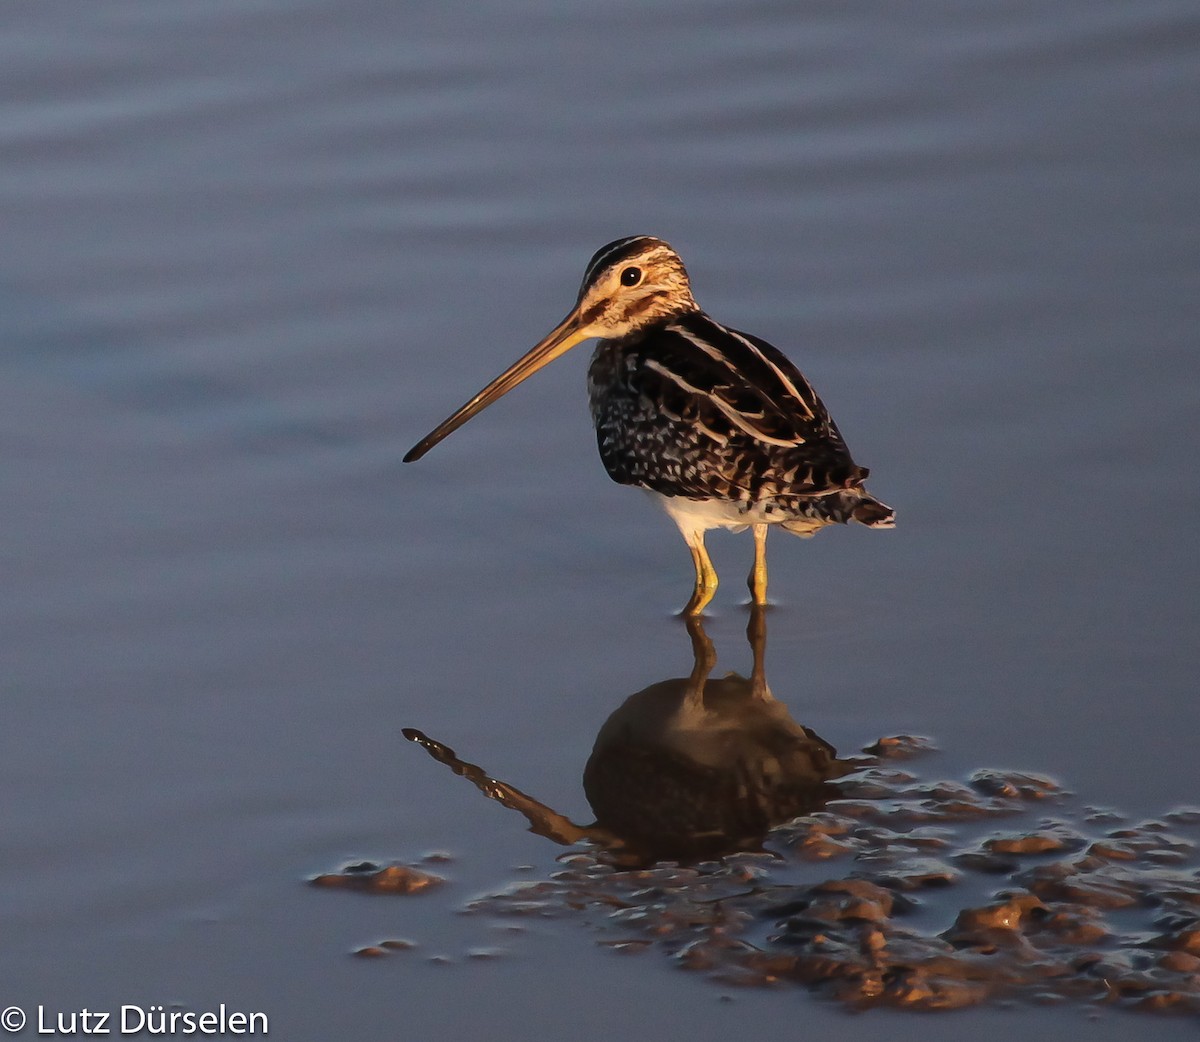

{"left": 646, "top": 491, "right": 773, "bottom": 535}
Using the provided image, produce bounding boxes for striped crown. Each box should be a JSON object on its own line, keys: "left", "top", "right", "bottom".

{"left": 575, "top": 236, "right": 699, "bottom": 336}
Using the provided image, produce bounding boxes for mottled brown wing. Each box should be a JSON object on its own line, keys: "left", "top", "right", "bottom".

{"left": 589, "top": 313, "right": 865, "bottom": 500}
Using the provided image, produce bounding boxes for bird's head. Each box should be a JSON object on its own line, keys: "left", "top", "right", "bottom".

{"left": 404, "top": 236, "right": 698, "bottom": 462}
{"left": 573, "top": 236, "right": 698, "bottom": 339}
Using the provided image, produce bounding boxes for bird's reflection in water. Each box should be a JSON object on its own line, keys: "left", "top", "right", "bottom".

{"left": 404, "top": 608, "right": 852, "bottom": 867}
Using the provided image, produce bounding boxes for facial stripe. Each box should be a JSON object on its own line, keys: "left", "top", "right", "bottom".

{"left": 581, "top": 236, "right": 657, "bottom": 290}
{"left": 579, "top": 235, "right": 680, "bottom": 297}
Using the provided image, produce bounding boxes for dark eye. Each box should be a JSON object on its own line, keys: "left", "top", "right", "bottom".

{"left": 620, "top": 266, "right": 642, "bottom": 286}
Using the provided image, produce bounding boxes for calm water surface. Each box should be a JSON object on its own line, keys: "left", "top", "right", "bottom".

{"left": 2, "top": 1, "right": 1198, "bottom": 1038}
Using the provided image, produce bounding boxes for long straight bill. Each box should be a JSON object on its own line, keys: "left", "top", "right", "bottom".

{"left": 403, "top": 311, "right": 591, "bottom": 463}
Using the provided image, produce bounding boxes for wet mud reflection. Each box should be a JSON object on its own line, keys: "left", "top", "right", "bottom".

{"left": 322, "top": 614, "right": 1200, "bottom": 1014}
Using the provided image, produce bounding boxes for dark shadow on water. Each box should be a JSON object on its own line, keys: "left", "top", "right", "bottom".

{"left": 404, "top": 608, "right": 853, "bottom": 867}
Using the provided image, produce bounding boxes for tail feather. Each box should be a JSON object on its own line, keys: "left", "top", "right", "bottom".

{"left": 851, "top": 496, "right": 895, "bottom": 528}
{"left": 778, "top": 490, "right": 895, "bottom": 536}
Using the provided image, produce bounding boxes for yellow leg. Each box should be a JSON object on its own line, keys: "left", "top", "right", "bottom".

{"left": 747, "top": 524, "right": 769, "bottom": 605}
{"left": 682, "top": 531, "right": 718, "bottom": 616}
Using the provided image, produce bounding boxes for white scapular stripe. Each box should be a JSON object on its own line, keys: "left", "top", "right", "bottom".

{"left": 644, "top": 359, "right": 801, "bottom": 448}
{"left": 723, "top": 328, "right": 815, "bottom": 419}
{"left": 669, "top": 322, "right": 814, "bottom": 424}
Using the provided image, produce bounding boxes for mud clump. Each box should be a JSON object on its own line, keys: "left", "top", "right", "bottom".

{"left": 311, "top": 861, "right": 445, "bottom": 895}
